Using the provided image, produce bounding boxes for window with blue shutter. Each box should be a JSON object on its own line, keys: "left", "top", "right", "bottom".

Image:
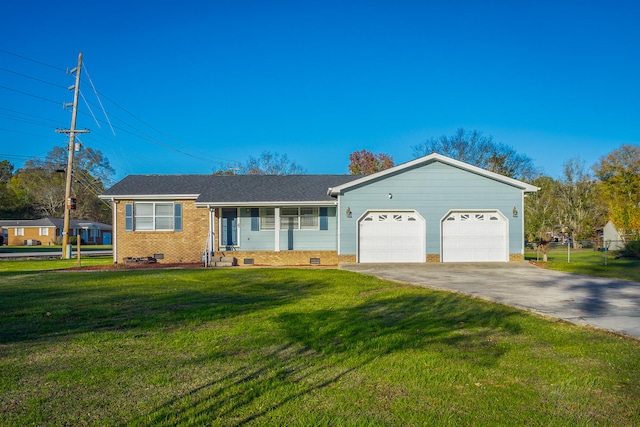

{"left": 125, "top": 203, "right": 133, "bottom": 231}
{"left": 251, "top": 208, "right": 259, "bottom": 231}
{"left": 174, "top": 203, "right": 182, "bottom": 231}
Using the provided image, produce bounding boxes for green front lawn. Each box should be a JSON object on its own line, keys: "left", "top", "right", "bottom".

{"left": 0, "top": 256, "right": 113, "bottom": 273}
{"left": 526, "top": 246, "right": 640, "bottom": 282}
{"left": 1, "top": 267, "right": 639, "bottom": 426}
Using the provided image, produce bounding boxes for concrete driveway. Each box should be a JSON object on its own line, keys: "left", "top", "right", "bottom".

{"left": 341, "top": 262, "right": 640, "bottom": 339}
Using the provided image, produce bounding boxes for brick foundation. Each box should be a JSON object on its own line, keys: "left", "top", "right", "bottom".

{"left": 337, "top": 254, "right": 357, "bottom": 264}
{"left": 509, "top": 253, "right": 525, "bottom": 262}
{"left": 220, "top": 250, "right": 341, "bottom": 266}
{"left": 426, "top": 254, "right": 440, "bottom": 263}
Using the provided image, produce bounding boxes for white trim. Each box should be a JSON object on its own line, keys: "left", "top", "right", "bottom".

{"left": 274, "top": 207, "right": 280, "bottom": 252}
{"left": 208, "top": 206, "right": 216, "bottom": 253}
{"left": 111, "top": 198, "right": 117, "bottom": 263}
{"left": 195, "top": 200, "right": 337, "bottom": 208}
{"left": 329, "top": 153, "right": 539, "bottom": 196}
{"left": 99, "top": 194, "right": 199, "bottom": 200}
{"left": 337, "top": 198, "right": 341, "bottom": 255}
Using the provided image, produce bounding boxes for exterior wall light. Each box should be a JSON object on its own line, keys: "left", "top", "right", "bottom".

{"left": 346, "top": 207, "right": 352, "bottom": 218}
{"left": 388, "top": 193, "right": 393, "bottom": 199}
{"left": 512, "top": 206, "right": 518, "bottom": 217}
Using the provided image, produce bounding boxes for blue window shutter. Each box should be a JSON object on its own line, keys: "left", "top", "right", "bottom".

{"left": 251, "top": 208, "right": 259, "bottom": 231}
{"left": 125, "top": 203, "right": 133, "bottom": 231}
{"left": 174, "top": 203, "right": 182, "bottom": 231}
{"left": 319, "top": 207, "right": 328, "bottom": 230}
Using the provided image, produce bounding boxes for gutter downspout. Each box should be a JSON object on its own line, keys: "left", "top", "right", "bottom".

{"left": 111, "top": 198, "right": 117, "bottom": 264}
{"left": 206, "top": 205, "right": 216, "bottom": 267}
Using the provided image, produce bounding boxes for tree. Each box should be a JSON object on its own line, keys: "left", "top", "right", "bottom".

{"left": 239, "top": 151, "right": 306, "bottom": 175}
{"left": 556, "top": 158, "right": 606, "bottom": 248}
{"left": 9, "top": 167, "right": 65, "bottom": 218}
{"left": 0, "top": 160, "right": 13, "bottom": 183}
{"left": 0, "top": 160, "right": 33, "bottom": 219}
{"left": 525, "top": 176, "right": 560, "bottom": 261}
{"left": 411, "top": 128, "right": 538, "bottom": 181}
{"left": 9, "top": 147, "right": 114, "bottom": 223}
{"left": 594, "top": 144, "right": 640, "bottom": 241}
{"left": 348, "top": 150, "right": 394, "bottom": 175}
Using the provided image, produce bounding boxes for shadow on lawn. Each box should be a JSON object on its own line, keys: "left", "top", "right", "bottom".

{"left": 0, "top": 269, "right": 321, "bottom": 344}
{"left": 132, "top": 290, "right": 524, "bottom": 425}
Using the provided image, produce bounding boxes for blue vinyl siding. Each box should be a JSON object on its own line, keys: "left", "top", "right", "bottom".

{"left": 237, "top": 206, "right": 338, "bottom": 251}
{"left": 338, "top": 161, "right": 524, "bottom": 255}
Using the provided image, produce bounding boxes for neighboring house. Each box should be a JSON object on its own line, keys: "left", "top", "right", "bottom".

{"left": 100, "top": 154, "right": 538, "bottom": 266}
{"left": 603, "top": 221, "right": 626, "bottom": 251}
{"left": 0, "top": 218, "right": 112, "bottom": 246}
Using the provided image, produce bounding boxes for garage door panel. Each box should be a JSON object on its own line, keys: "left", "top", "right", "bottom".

{"left": 442, "top": 211, "right": 507, "bottom": 262}
{"left": 359, "top": 211, "right": 424, "bottom": 263}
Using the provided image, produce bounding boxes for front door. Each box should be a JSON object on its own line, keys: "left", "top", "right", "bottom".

{"left": 221, "top": 208, "right": 238, "bottom": 248}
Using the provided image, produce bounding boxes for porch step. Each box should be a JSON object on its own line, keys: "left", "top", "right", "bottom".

{"left": 210, "top": 256, "right": 237, "bottom": 267}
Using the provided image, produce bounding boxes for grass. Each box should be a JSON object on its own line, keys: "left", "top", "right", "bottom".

{"left": 0, "top": 256, "right": 113, "bottom": 272}
{"left": 526, "top": 245, "right": 640, "bottom": 282}
{"left": 1, "top": 265, "right": 639, "bottom": 426}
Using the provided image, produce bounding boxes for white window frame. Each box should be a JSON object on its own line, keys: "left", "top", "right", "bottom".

{"left": 15, "top": 227, "right": 24, "bottom": 236}
{"left": 134, "top": 202, "right": 176, "bottom": 231}
{"left": 281, "top": 207, "right": 319, "bottom": 230}
{"left": 299, "top": 207, "right": 319, "bottom": 230}
{"left": 259, "top": 207, "right": 320, "bottom": 231}
{"left": 260, "top": 208, "right": 275, "bottom": 230}
{"left": 39, "top": 227, "right": 49, "bottom": 236}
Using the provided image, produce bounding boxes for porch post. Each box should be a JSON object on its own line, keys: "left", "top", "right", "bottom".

{"left": 274, "top": 207, "right": 280, "bottom": 252}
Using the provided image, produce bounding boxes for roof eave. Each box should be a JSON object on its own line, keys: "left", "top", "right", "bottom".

{"left": 195, "top": 200, "right": 338, "bottom": 208}
{"left": 98, "top": 194, "right": 200, "bottom": 200}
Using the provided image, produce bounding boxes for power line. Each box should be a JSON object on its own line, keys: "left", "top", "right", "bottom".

{"left": 0, "top": 66, "right": 67, "bottom": 90}
{"left": 0, "top": 85, "right": 62, "bottom": 106}
{"left": 0, "top": 49, "right": 66, "bottom": 72}
{"left": 1, "top": 50, "right": 239, "bottom": 174}
{"left": 0, "top": 107, "right": 65, "bottom": 126}
{"left": 82, "top": 61, "right": 115, "bottom": 136}
{"left": 94, "top": 91, "right": 237, "bottom": 164}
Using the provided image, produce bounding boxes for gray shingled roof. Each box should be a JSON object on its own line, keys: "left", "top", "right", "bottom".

{"left": 100, "top": 174, "right": 361, "bottom": 203}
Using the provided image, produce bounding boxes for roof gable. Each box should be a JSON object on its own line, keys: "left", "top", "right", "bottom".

{"left": 328, "top": 153, "right": 539, "bottom": 195}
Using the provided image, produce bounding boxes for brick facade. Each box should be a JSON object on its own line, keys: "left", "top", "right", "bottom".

{"left": 114, "top": 199, "right": 209, "bottom": 263}
{"left": 4, "top": 227, "right": 56, "bottom": 246}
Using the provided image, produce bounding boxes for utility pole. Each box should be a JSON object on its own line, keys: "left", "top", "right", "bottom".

{"left": 57, "top": 52, "right": 89, "bottom": 259}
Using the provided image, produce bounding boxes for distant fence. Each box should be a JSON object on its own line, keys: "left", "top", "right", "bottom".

{"left": 526, "top": 240, "right": 639, "bottom": 264}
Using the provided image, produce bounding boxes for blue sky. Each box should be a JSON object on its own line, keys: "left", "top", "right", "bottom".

{"left": 1, "top": 1, "right": 638, "bottom": 183}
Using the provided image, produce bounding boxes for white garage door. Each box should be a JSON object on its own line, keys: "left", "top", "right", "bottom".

{"left": 359, "top": 211, "right": 425, "bottom": 263}
{"left": 442, "top": 211, "right": 508, "bottom": 262}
